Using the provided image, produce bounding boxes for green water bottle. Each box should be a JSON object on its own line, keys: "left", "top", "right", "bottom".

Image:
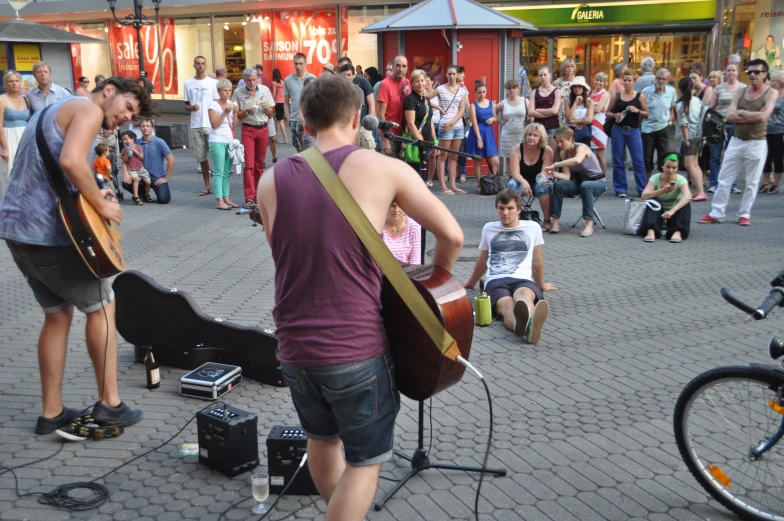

{"left": 474, "top": 279, "right": 492, "bottom": 326}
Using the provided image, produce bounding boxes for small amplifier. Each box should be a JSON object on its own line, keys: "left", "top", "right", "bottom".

{"left": 267, "top": 426, "right": 318, "bottom": 495}
{"left": 181, "top": 362, "right": 241, "bottom": 400}
{"left": 197, "top": 403, "right": 259, "bottom": 476}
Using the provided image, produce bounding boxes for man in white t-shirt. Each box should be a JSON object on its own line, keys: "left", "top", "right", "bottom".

{"left": 464, "top": 189, "right": 557, "bottom": 344}
{"left": 183, "top": 56, "right": 219, "bottom": 196}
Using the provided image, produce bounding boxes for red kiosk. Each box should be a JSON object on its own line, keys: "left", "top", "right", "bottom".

{"left": 361, "top": 0, "right": 535, "bottom": 174}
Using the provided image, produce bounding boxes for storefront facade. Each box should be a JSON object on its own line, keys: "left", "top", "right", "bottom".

{"left": 0, "top": 1, "right": 410, "bottom": 110}
{"left": 496, "top": 0, "right": 717, "bottom": 88}
{"left": 719, "top": 0, "right": 784, "bottom": 82}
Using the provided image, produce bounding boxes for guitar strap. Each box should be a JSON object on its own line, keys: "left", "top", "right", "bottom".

{"left": 300, "top": 147, "right": 461, "bottom": 362}
{"left": 34, "top": 105, "right": 94, "bottom": 250}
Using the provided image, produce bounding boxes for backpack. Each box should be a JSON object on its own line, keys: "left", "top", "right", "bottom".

{"left": 699, "top": 104, "right": 725, "bottom": 147}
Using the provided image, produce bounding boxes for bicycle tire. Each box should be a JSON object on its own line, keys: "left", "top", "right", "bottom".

{"left": 674, "top": 365, "right": 784, "bottom": 521}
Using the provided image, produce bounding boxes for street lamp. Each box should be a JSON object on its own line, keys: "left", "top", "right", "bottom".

{"left": 106, "top": 0, "right": 162, "bottom": 78}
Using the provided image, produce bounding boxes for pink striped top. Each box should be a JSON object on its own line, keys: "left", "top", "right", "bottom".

{"left": 382, "top": 218, "right": 422, "bottom": 265}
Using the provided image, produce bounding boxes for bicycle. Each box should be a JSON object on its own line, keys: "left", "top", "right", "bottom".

{"left": 674, "top": 270, "right": 784, "bottom": 521}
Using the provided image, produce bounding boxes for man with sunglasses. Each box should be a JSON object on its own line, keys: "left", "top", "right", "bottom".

{"left": 699, "top": 59, "right": 776, "bottom": 226}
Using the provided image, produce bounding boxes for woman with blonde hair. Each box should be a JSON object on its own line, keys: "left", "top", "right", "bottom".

{"left": 555, "top": 59, "right": 576, "bottom": 125}
{"left": 708, "top": 70, "right": 722, "bottom": 89}
{"left": 0, "top": 70, "right": 30, "bottom": 196}
{"left": 495, "top": 79, "right": 528, "bottom": 171}
{"left": 208, "top": 78, "right": 239, "bottom": 210}
{"left": 590, "top": 72, "right": 611, "bottom": 173}
{"left": 507, "top": 123, "right": 555, "bottom": 228}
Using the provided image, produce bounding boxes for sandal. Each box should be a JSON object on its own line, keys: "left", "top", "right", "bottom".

{"left": 759, "top": 184, "right": 771, "bottom": 193}
{"left": 272, "top": 158, "right": 278, "bottom": 164}
{"left": 453, "top": 188, "right": 466, "bottom": 194}
{"left": 242, "top": 199, "right": 255, "bottom": 209}
{"left": 766, "top": 185, "right": 779, "bottom": 194}
{"left": 644, "top": 236, "right": 656, "bottom": 242}
{"left": 143, "top": 195, "right": 153, "bottom": 203}
{"left": 439, "top": 189, "right": 455, "bottom": 195}
{"left": 216, "top": 205, "right": 232, "bottom": 210}
{"left": 132, "top": 196, "right": 143, "bottom": 206}
{"left": 225, "top": 202, "right": 240, "bottom": 208}
{"left": 199, "top": 188, "right": 212, "bottom": 196}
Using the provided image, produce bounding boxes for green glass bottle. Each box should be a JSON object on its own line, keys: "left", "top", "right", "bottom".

{"left": 474, "top": 278, "right": 492, "bottom": 326}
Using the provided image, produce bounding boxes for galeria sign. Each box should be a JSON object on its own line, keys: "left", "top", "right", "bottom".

{"left": 109, "top": 18, "right": 178, "bottom": 95}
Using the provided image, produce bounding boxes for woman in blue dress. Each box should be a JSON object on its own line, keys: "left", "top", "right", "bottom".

{"left": 466, "top": 81, "right": 500, "bottom": 193}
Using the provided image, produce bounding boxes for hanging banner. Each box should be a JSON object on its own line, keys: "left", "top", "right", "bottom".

{"left": 266, "top": 8, "right": 348, "bottom": 79}
{"left": 108, "top": 18, "right": 178, "bottom": 95}
{"left": 48, "top": 23, "right": 83, "bottom": 88}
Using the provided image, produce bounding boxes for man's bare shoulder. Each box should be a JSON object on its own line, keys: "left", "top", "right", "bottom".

{"left": 342, "top": 148, "right": 411, "bottom": 177}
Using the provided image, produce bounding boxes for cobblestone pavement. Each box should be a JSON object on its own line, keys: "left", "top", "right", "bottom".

{"left": 0, "top": 134, "right": 782, "bottom": 521}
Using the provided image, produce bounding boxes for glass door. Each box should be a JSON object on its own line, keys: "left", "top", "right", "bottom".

{"left": 554, "top": 36, "right": 624, "bottom": 84}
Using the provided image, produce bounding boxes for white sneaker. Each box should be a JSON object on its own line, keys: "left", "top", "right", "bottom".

{"left": 707, "top": 186, "right": 716, "bottom": 193}
{"left": 197, "top": 165, "right": 202, "bottom": 173}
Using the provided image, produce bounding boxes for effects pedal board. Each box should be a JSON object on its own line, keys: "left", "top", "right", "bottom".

{"left": 197, "top": 403, "right": 259, "bottom": 476}
{"left": 267, "top": 426, "right": 318, "bottom": 495}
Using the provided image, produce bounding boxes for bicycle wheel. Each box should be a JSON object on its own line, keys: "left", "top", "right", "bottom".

{"left": 674, "top": 366, "right": 784, "bottom": 521}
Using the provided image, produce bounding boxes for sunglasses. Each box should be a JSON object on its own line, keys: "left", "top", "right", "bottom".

{"left": 747, "top": 70, "right": 764, "bottom": 76}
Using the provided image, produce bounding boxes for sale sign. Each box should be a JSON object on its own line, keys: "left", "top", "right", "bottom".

{"left": 265, "top": 8, "right": 348, "bottom": 79}
{"left": 108, "top": 18, "right": 178, "bottom": 95}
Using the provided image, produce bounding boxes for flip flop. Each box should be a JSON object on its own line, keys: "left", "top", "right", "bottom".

{"left": 644, "top": 236, "right": 656, "bottom": 242}
{"left": 453, "top": 188, "right": 466, "bottom": 194}
{"left": 225, "top": 202, "right": 240, "bottom": 208}
{"left": 669, "top": 237, "right": 683, "bottom": 243}
{"left": 199, "top": 188, "right": 212, "bottom": 196}
{"left": 439, "top": 189, "right": 455, "bottom": 195}
{"left": 216, "top": 205, "right": 232, "bottom": 210}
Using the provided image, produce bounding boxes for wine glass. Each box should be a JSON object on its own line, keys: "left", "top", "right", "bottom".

{"left": 251, "top": 472, "right": 269, "bottom": 514}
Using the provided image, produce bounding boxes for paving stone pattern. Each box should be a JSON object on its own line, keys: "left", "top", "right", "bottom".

{"left": 0, "top": 133, "right": 782, "bottom": 521}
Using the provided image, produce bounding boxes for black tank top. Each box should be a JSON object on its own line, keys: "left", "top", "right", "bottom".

{"left": 519, "top": 144, "right": 545, "bottom": 186}
{"left": 614, "top": 92, "right": 642, "bottom": 128}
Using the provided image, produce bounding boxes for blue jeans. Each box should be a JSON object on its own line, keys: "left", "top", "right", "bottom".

{"left": 710, "top": 123, "right": 737, "bottom": 190}
{"left": 611, "top": 127, "right": 646, "bottom": 195}
{"left": 507, "top": 178, "right": 552, "bottom": 197}
{"left": 281, "top": 353, "right": 400, "bottom": 466}
{"left": 122, "top": 176, "right": 171, "bottom": 203}
{"left": 551, "top": 179, "right": 607, "bottom": 220}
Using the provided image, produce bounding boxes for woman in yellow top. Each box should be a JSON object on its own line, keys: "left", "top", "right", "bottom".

{"left": 640, "top": 152, "right": 693, "bottom": 243}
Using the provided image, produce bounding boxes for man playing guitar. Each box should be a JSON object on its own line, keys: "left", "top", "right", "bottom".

{"left": 0, "top": 77, "right": 155, "bottom": 434}
{"left": 255, "top": 74, "right": 463, "bottom": 521}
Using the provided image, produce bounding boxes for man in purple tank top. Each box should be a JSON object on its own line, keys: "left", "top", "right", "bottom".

{"left": 256, "top": 74, "right": 463, "bottom": 521}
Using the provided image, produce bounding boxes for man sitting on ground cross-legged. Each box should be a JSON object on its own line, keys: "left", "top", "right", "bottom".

{"left": 464, "top": 189, "right": 557, "bottom": 344}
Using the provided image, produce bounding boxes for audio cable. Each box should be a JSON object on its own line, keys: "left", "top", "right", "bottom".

{"left": 458, "top": 356, "right": 496, "bottom": 521}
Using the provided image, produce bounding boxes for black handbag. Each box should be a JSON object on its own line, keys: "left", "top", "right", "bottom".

{"left": 519, "top": 195, "right": 543, "bottom": 225}
{"left": 603, "top": 93, "right": 620, "bottom": 137}
{"left": 479, "top": 175, "right": 503, "bottom": 195}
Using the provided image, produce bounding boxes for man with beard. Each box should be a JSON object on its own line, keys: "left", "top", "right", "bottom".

{"left": 464, "top": 189, "right": 557, "bottom": 344}
{"left": 0, "top": 77, "right": 155, "bottom": 433}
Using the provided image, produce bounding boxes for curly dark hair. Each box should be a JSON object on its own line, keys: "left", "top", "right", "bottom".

{"left": 91, "top": 76, "right": 158, "bottom": 120}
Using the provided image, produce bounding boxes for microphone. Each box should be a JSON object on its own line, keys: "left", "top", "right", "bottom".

{"left": 362, "top": 114, "right": 400, "bottom": 131}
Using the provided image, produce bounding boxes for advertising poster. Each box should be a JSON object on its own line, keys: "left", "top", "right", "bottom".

{"left": 753, "top": 0, "right": 784, "bottom": 69}
{"left": 109, "top": 18, "right": 178, "bottom": 95}
{"left": 413, "top": 56, "right": 446, "bottom": 85}
{"left": 266, "top": 8, "right": 348, "bottom": 79}
{"left": 13, "top": 44, "right": 41, "bottom": 71}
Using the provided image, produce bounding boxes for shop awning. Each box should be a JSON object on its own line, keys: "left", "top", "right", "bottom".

{"left": 0, "top": 16, "right": 105, "bottom": 43}
{"left": 361, "top": 0, "right": 536, "bottom": 33}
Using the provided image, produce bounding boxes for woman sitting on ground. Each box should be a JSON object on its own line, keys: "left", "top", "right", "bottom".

{"left": 639, "top": 152, "right": 692, "bottom": 243}
{"left": 507, "top": 123, "right": 555, "bottom": 229}
{"left": 543, "top": 126, "right": 607, "bottom": 237}
{"left": 382, "top": 202, "right": 422, "bottom": 264}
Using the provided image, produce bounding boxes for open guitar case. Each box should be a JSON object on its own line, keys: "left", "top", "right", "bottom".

{"left": 113, "top": 270, "right": 284, "bottom": 387}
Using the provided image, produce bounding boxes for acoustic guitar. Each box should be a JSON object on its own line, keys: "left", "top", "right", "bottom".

{"left": 248, "top": 206, "right": 473, "bottom": 401}
{"left": 381, "top": 264, "right": 474, "bottom": 401}
{"left": 59, "top": 193, "right": 125, "bottom": 279}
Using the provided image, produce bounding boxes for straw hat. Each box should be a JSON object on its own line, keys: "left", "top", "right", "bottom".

{"left": 322, "top": 63, "right": 336, "bottom": 74}
{"left": 570, "top": 76, "right": 591, "bottom": 91}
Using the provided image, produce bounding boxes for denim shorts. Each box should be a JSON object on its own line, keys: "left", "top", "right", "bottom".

{"left": 546, "top": 128, "right": 558, "bottom": 138}
{"left": 281, "top": 353, "right": 401, "bottom": 466}
{"left": 507, "top": 178, "right": 553, "bottom": 197}
{"left": 6, "top": 241, "right": 114, "bottom": 314}
{"left": 438, "top": 124, "right": 465, "bottom": 141}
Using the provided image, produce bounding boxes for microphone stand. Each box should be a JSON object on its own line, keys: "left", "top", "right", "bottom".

{"left": 383, "top": 131, "right": 482, "bottom": 162}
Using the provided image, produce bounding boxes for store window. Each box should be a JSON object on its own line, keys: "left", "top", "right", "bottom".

{"left": 77, "top": 23, "right": 112, "bottom": 90}
{"left": 520, "top": 37, "right": 549, "bottom": 90}
{"left": 172, "top": 17, "right": 212, "bottom": 100}
{"left": 630, "top": 34, "right": 707, "bottom": 85}
{"left": 346, "top": 6, "right": 407, "bottom": 72}
{"left": 214, "top": 16, "right": 248, "bottom": 86}
{"left": 554, "top": 36, "right": 624, "bottom": 83}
